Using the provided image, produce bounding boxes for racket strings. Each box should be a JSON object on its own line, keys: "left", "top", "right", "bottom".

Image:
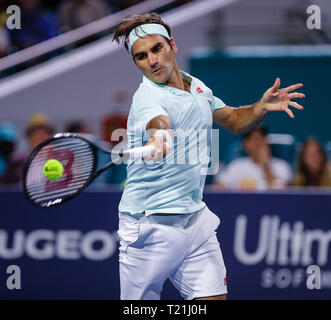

{"left": 25, "top": 138, "right": 96, "bottom": 206}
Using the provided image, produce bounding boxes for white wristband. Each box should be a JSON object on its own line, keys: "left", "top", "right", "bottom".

{"left": 154, "top": 129, "right": 173, "bottom": 148}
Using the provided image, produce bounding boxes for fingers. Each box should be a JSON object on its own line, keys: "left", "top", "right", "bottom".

{"left": 143, "top": 153, "right": 153, "bottom": 161}
{"left": 285, "top": 108, "right": 295, "bottom": 119}
{"left": 289, "top": 101, "right": 304, "bottom": 110}
{"left": 271, "top": 77, "right": 281, "bottom": 92}
{"left": 267, "top": 101, "right": 303, "bottom": 118}
{"left": 151, "top": 135, "right": 164, "bottom": 160}
{"left": 143, "top": 135, "right": 162, "bottom": 161}
{"left": 143, "top": 132, "right": 171, "bottom": 161}
{"left": 286, "top": 101, "right": 304, "bottom": 119}
{"left": 288, "top": 92, "right": 305, "bottom": 99}
{"left": 284, "top": 83, "right": 303, "bottom": 93}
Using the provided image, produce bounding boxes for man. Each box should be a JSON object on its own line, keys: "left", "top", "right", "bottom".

{"left": 214, "top": 127, "right": 292, "bottom": 190}
{"left": 0, "top": 122, "right": 16, "bottom": 183}
{"left": 112, "top": 13, "right": 304, "bottom": 300}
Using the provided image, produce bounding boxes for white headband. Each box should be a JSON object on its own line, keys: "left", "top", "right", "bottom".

{"left": 126, "top": 23, "right": 170, "bottom": 54}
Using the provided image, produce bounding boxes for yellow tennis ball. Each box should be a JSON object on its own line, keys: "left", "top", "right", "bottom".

{"left": 43, "top": 159, "right": 64, "bottom": 181}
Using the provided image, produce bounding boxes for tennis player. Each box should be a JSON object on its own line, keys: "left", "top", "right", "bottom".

{"left": 112, "top": 13, "right": 304, "bottom": 300}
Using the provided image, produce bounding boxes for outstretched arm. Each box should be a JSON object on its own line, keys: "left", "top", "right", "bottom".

{"left": 213, "top": 78, "right": 305, "bottom": 134}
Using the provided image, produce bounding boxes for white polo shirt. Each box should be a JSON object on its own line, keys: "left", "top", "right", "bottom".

{"left": 119, "top": 71, "right": 225, "bottom": 215}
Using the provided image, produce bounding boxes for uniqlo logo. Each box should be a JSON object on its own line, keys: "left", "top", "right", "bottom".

{"left": 224, "top": 278, "right": 227, "bottom": 286}
{"left": 196, "top": 87, "right": 203, "bottom": 93}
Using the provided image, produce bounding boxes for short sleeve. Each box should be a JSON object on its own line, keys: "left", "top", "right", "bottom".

{"left": 133, "top": 103, "right": 168, "bottom": 131}
{"left": 193, "top": 76, "right": 225, "bottom": 113}
{"left": 132, "top": 90, "right": 169, "bottom": 132}
{"left": 210, "top": 96, "right": 226, "bottom": 113}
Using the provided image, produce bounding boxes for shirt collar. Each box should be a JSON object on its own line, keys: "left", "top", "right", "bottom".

{"left": 142, "top": 70, "right": 194, "bottom": 94}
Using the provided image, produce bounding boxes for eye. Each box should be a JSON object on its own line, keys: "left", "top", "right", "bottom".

{"left": 152, "top": 44, "right": 163, "bottom": 53}
{"left": 136, "top": 53, "right": 147, "bottom": 61}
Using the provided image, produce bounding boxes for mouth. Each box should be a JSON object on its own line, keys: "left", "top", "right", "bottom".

{"left": 152, "top": 67, "right": 162, "bottom": 75}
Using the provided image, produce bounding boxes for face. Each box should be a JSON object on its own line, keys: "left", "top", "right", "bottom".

{"left": 303, "top": 141, "right": 324, "bottom": 173}
{"left": 131, "top": 34, "right": 178, "bottom": 85}
{"left": 28, "top": 128, "right": 51, "bottom": 151}
{"left": 244, "top": 131, "right": 269, "bottom": 158}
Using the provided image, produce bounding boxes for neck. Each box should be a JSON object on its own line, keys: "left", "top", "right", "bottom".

{"left": 164, "top": 65, "right": 190, "bottom": 93}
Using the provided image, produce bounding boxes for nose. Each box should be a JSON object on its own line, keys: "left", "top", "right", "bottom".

{"left": 148, "top": 53, "right": 158, "bottom": 67}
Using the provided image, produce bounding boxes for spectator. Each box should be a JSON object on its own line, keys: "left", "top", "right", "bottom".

{"left": 1, "top": 113, "right": 54, "bottom": 184}
{"left": 100, "top": 111, "right": 128, "bottom": 186}
{"left": 293, "top": 137, "right": 331, "bottom": 187}
{"left": 0, "top": 122, "right": 17, "bottom": 183}
{"left": 59, "top": 0, "right": 110, "bottom": 32}
{"left": 0, "top": 4, "right": 10, "bottom": 57}
{"left": 8, "top": 0, "right": 58, "bottom": 51}
{"left": 0, "top": 26, "right": 10, "bottom": 57}
{"left": 65, "top": 120, "right": 92, "bottom": 134}
{"left": 101, "top": 113, "right": 127, "bottom": 147}
{"left": 24, "top": 113, "right": 54, "bottom": 151}
{"left": 213, "top": 126, "right": 292, "bottom": 190}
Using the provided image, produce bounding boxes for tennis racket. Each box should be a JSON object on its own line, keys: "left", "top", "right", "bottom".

{"left": 23, "top": 133, "right": 155, "bottom": 207}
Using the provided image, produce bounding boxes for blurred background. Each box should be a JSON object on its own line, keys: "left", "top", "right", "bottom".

{"left": 0, "top": 0, "right": 331, "bottom": 300}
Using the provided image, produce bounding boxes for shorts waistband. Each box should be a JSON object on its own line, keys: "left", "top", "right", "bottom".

{"left": 120, "top": 207, "right": 205, "bottom": 228}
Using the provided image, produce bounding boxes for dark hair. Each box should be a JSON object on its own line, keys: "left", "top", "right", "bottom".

{"left": 65, "top": 120, "right": 89, "bottom": 133}
{"left": 294, "top": 137, "right": 331, "bottom": 187}
{"left": 243, "top": 126, "right": 268, "bottom": 140}
{"left": 0, "top": 140, "right": 15, "bottom": 157}
{"left": 112, "top": 12, "right": 171, "bottom": 51}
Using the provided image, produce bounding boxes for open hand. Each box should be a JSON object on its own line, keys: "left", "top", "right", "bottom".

{"left": 261, "top": 78, "right": 305, "bottom": 118}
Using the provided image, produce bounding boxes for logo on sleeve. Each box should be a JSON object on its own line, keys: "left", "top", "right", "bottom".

{"left": 196, "top": 87, "right": 203, "bottom": 93}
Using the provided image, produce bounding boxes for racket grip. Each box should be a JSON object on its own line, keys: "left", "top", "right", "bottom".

{"left": 124, "top": 143, "right": 171, "bottom": 160}
{"left": 125, "top": 144, "right": 156, "bottom": 160}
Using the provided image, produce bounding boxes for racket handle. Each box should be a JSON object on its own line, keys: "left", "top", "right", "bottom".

{"left": 122, "top": 142, "right": 171, "bottom": 160}
{"left": 124, "top": 144, "right": 156, "bottom": 160}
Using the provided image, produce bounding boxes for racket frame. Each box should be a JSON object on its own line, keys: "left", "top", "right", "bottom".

{"left": 23, "top": 133, "right": 100, "bottom": 208}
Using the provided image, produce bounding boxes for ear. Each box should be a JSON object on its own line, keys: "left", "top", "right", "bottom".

{"left": 170, "top": 37, "right": 178, "bottom": 54}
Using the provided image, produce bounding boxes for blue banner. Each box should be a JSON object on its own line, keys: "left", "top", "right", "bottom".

{"left": 1, "top": 188, "right": 331, "bottom": 299}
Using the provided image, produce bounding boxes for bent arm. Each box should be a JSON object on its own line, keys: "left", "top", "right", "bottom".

{"left": 146, "top": 114, "right": 172, "bottom": 132}
{"left": 144, "top": 115, "right": 173, "bottom": 160}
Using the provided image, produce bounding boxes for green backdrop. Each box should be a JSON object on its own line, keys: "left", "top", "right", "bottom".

{"left": 189, "top": 46, "right": 331, "bottom": 164}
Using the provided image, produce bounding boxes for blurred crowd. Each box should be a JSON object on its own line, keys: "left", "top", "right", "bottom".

{"left": 213, "top": 126, "right": 331, "bottom": 190}
{"left": 0, "top": 0, "right": 193, "bottom": 58}
{"left": 0, "top": 112, "right": 128, "bottom": 187}
{"left": 0, "top": 0, "right": 150, "bottom": 58}
{"left": 1, "top": 1, "right": 329, "bottom": 191}
{"left": 1, "top": 115, "right": 331, "bottom": 190}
